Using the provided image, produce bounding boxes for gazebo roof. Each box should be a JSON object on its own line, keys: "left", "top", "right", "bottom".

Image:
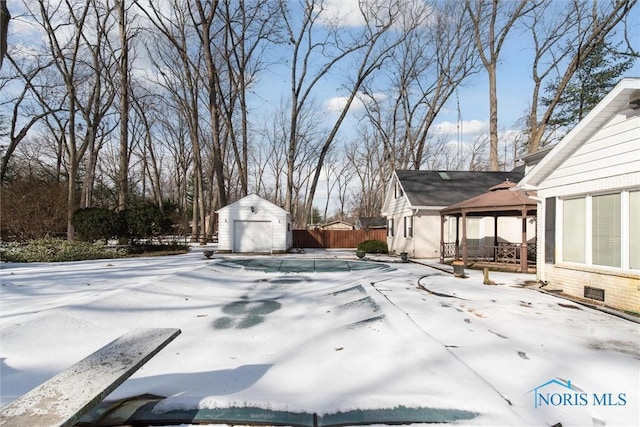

{"left": 440, "top": 179, "right": 537, "bottom": 216}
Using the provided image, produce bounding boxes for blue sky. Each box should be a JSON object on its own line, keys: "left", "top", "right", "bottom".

{"left": 4, "top": 0, "right": 638, "bottom": 215}
{"left": 270, "top": 0, "right": 640, "bottom": 146}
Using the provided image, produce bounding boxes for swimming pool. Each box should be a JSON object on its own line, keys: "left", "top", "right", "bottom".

{"left": 216, "top": 258, "right": 394, "bottom": 273}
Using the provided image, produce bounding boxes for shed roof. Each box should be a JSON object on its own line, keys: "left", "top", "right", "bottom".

{"left": 440, "top": 180, "right": 537, "bottom": 216}
{"left": 357, "top": 217, "right": 387, "bottom": 229}
{"left": 396, "top": 169, "right": 525, "bottom": 208}
{"left": 216, "top": 194, "right": 289, "bottom": 214}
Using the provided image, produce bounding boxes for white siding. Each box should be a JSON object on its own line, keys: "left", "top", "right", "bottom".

{"left": 413, "top": 212, "right": 441, "bottom": 258}
{"left": 385, "top": 177, "right": 414, "bottom": 256}
{"left": 217, "top": 194, "right": 291, "bottom": 253}
{"left": 539, "top": 115, "right": 640, "bottom": 192}
{"left": 532, "top": 113, "right": 640, "bottom": 312}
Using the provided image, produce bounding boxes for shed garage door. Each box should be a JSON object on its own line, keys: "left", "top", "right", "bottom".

{"left": 234, "top": 220, "right": 272, "bottom": 253}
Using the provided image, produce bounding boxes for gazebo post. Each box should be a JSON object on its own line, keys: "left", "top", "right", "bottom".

{"left": 520, "top": 208, "right": 528, "bottom": 273}
{"left": 493, "top": 214, "right": 499, "bottom": 262}
{"left": 462, "top": 211, "right": 468, "bottom": 266}
{"left": 455, "top": 215, "right": 460, "bottom": 260}
{"left": 440, "top": 214, "right": 445, "bottom": 263}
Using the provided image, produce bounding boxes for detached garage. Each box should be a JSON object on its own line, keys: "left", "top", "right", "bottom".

{"left": 217, "top": 194, "right": 292, "bottom": 254}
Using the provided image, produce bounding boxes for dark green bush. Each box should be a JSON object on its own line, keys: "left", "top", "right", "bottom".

{"left": 357, "top": 239, "right": 388, "bottom": 254}
{"left": 125, "top": 243, "right": 189, "bottom": 256}
{"left": 122, "top": 204, "right": 172, "bottom": 242}
{"left": 72, "top": 208, "right": 124, "bottom": 242}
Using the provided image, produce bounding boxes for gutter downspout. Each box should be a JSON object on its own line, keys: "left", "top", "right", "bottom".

{"left": 525, "top": 194, "right": 544, "bottom": 281}
{"left": 412, "top": 209, "right": 419, "bottom": 258}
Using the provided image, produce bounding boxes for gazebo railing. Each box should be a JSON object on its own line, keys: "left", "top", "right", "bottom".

{"left": 441, "top": 242, "right": 536, "bottom": 265}
{"left": 442, "top": 242, "right": 458, "bottom": 258}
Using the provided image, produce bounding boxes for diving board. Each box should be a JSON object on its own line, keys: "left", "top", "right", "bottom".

{"left": 0, "top": 328, "right": 181, "bottom": 427}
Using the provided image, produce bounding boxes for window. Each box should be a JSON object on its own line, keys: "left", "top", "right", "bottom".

{"left": 395, "top": 182, "right": 403, "bottom": 198}
{"left": 544, "top": 197, "right": 556, "bottom": 264}
{"left": 630, "top": 191, "right": 640, "bottom": 270}
{"left": 592, "top": 193, "right": 620, "bottom": 267}
{"left": 560, "top": 190, "right": 638, "bottom": 271}
{"left": 562, "top": 198, "right": 586, "bottom": 263}
{"left": 388, "top": 219, "right": 394, "bottom": 237}
{"left": 404, "top": 216, "right": 413, "bottom": 238}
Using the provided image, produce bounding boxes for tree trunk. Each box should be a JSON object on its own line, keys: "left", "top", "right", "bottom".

{"left": 488, "top": 65, "right": 499, "bottom": 170}
{"left": 116, "top": 0, "right": 129, "bottom": 212}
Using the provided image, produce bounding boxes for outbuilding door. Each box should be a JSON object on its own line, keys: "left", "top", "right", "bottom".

{"left": 234, "top": 220, "right": 272, "bottom": 253}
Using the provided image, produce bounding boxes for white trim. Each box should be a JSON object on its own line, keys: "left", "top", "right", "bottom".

{"left": 621, "top": 190, "right": 630, "bottom": 270}
{"left": 557, "top": 190, "right": 637, "bottom": 273}
{"left": 585, "top": 195, "right": 593, "bottom": 266}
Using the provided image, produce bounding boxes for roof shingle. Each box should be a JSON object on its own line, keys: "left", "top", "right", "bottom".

{"left": 396, "top": 170, "right": 525, "bottom": 207}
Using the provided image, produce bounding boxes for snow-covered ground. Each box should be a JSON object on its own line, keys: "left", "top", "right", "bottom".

{"left": 1, "top": 248, "right": 638, "bottom": 426}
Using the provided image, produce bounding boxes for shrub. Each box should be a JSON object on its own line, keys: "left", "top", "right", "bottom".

{"left": 125, "top": 243, "right": 189, "bottom": 256}
{"left": 0, "top": 237, "right": 126, "bottom": 262}
{"left": 72, "top": 208, "right": 124, "bottom": 243}
{"left": 0, "top": 179, "right": 67, "bottom": 241}
{"left": 122, "top": 204, "right": 172, "bottom": 242}
{"left": 357, "top": 239, "right": 388, "bottom": 254}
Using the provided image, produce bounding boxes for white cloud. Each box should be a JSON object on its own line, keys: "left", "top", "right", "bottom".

{"left": 323, "top": 91, "right": 387, "bottom": 113}
{"left": 433, "top": 119, "right": 487, "bottom": 135}
{"left": 320, "top": 0, "right": 365, "bottom": 27}
{"left": 324, "top": 96, "right": 358, "bottom": 112}
{"left": 320, "top": 0, "right": 434, "bottom": 29}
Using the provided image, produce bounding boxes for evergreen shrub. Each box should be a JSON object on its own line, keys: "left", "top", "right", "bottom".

{"left": 72, "top": 208, "right": 123, "bottom": 242}
{"left": 357, "top": 239, "right": 388, "bottom": 254}
{"left": 122, "top": 204, "right": 172, "bottom": 242}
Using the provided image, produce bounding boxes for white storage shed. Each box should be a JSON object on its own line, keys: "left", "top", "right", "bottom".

{"left": 216, "top": 194, "right": 292, "bottom": 254}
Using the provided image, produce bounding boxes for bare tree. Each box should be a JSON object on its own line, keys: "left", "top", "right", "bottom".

{"left": 465, "top": 0, "right": 532, "bottom": 171}
{"left": 27, "top": 0, "right": 113, "bottom": 239}
{"left": 218, "top": 0, "right": 278, "bottom": 197}
{"left": 277, "top": 0, "right": 413, "bottom": 225}
{"left": 0, "top": 0, "right": 8, "bottom": 70}
{"left": 0, "top": 54, "right": 60, "bottom": 182}
{"left": 357, "top": 0, "right": 479, "bottom": 173}
{"left": 345, "top": 130, "right": 385, "bottom": 218}
{"left": 115, "top": 0, "right": 131, "bottom": 212}
{"left": 135, "top": 0, "right": 211, "bottom": 242}
{"left": 523, "top": 0, "right": 636, "bottom": 153}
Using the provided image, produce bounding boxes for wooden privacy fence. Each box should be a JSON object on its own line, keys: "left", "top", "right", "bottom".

{"left": 293, "top": 229, "right": 387, "bottom": 249}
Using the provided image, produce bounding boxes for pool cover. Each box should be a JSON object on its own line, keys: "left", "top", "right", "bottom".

{"left": 217, "top": 258, "right": 394, "bottom": 273}
{"left": 77, "top": 394, "right": 477, "bottom": 426}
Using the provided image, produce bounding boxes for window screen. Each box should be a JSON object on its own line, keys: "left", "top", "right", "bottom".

{"left": 404, "top": 216, "right": 413, "bottom": 238}
{"left": 545, "top": 197, "right": 556, "bottom": 263}
{"left": 563, "top": 198, "right": 585, "bottom": 263}
{"left": 592, "top": 193, "right": 621, "bottom": 267}
{"left": 629, "top": 191, "right": 639, "bottom": 269}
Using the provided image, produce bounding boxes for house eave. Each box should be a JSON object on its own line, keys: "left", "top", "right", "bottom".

{"left": 518, "top": 78, "right": 640, "bottom": 190}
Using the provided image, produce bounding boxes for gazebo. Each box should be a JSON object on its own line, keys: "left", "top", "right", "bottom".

{"left": 439, "top": 180, "right": 537, "bottom": 273}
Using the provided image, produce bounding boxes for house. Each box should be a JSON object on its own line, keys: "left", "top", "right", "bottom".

{"left": 381, "top": 170, "right": 525, "bottom": 258}
{"left": 355, "top": 217, "right": 387, "bottom": 230}
{"left": 216, "top": 194, "right": 292, "bottom": 254}
{"left": 316, "top": 220, "right": 354, "bottom": 230}
{"left": 517, "top": 77, "right": 640, "bottom": 313}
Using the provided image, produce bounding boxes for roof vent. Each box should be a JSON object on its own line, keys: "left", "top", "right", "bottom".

{"left": 622, "top": 89, "right": 640, "bottom": 117}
